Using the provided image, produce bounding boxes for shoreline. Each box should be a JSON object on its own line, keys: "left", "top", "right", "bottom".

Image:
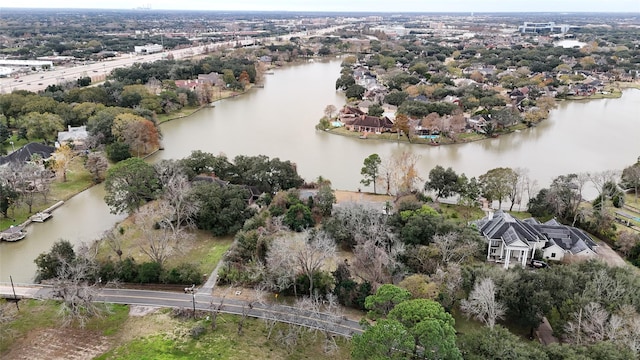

{"left": 325, "top": 86, "right": 639, "bottom": 146}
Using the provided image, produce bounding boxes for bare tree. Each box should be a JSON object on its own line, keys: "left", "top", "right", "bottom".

{"left": 524, "top": 175, "right": 539, "bottom": 208}
{"left": 266, "top": 235, "right": 300, "bottom": 296}
{"left": 342, "top": 203, "right": 404, "bottom": 289}
{"left": 209, "top": 291, "right": 228, "bottom": 331}
{"left": 261, "top": 302, "right": 283, "bottom": 340}
{"left": 85, "top": 152, "right": 108, "bottom": 183}
{"left": 295, "top": 293, "right": 343, "bottom": 354}
{"left": 35, "top": 167, "right": 53, "bottom": 203}
{"left": 279, "top": 231, "right": 336, "bottom": 295}
{"left": 618, "top": 305, "right": 640, "bottom": 355}
{"left": 324, "top": 104, "right": 337, "bottom": 118}
{"left": 237, "top": 286, "right": 266, "bottom": 335}
{"left": 584, "top": 269, "right": 627, "bottom": 308}
{"left": 589, "top": 170, "right": 620, "bottom": 214}
{"left": 352, "top": 240, "right": 395, "bottom": 288}
{"left": 460, "top": 278, "right": 505, "bottom": 329}
{"left": 432, "top": 232, "right": 481, "bottom": 265}
{"left": 379, "top": 156, "right": 395, "bottom": 195}
{"left": 51, "top": 257, "right": 110, "bottom": 328}
{"left": 154, "top": 160, "right": 199, "bottom": 237}
{"left": 393, "top": 151, "right": 422, "bottom": 195}
{"left": 566, "top": 302, "right": 640, "bottom": 355}
{"left": 135, "top": 203, "right": 192, "bottom": 266}
{"left": 565, "top": 302, "right": 609, "bottom": 345}
{"left": 431, "top": 264, "right": 463, "bottom": 311}
{"left": 161, "top": 179, "right": 198, "bottom": 235}
{"left": 102, "top": 229, "right": 124, "bottom": 261}
{"left": 15, "top": 163, "right": 41, "bottom": 213}
{"left": 616, "top": 232, "right": 640, "bottom": 257}
{"left": 509, "top": 168, "right": 532, "bottom": 211}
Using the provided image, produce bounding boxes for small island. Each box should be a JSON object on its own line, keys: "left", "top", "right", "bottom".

{"left": 317, "top": 22, "right": 640, "bottom": 145}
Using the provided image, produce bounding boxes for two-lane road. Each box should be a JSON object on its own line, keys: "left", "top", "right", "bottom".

{"left": 1, "top": 284, "right": 363, "bottom": 337}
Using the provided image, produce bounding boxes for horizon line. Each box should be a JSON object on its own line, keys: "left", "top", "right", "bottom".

{"left": 1, "top": 7, "right": 639, "bottom": 14}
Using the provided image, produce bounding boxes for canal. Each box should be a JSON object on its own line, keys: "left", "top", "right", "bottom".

{"left": 2, "top": 58, "right": 639, "bottom": 283}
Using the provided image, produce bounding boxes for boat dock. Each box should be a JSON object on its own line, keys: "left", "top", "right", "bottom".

{"left": 0, "top": 200, "right": 64, "bottom": 242}
{"left": 0, "top": 226, "right": 27, "bottom": 242}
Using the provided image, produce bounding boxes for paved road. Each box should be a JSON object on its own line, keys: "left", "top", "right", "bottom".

{"left": 1, "top": 284, "right": 363, "bottom": 337}
{"left": 0, "top": 26, "right": 346, "bottom": 94}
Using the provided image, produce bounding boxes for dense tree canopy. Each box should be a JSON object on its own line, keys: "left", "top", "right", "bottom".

{"left": 104, "top": 157, "right": 160, "bottom": 214}
{"left": 479, "top": 167, "right": 517, "bottom": 209}
{"left": 191, "top": 182, "right": 255, "bottom": 236}
{"left": 425, "top": 165, "right": 460, "bottom": 201}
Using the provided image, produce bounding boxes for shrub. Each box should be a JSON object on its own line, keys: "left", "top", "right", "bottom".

{"left": 106, "top": 141, "right": 131, "bottom": 162}
{"left": 162, "top": 263, "right": 203, "bottom": 285}
{"left": 137, "top": 262, "right": 162, "bottom": 283}
{"left": 116, "top": 257, "right": 139, "bottom": 282}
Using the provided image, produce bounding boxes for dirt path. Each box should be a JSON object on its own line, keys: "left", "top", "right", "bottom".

{"left": 2, "top": 328, "right": 110, "bottom": 360}
{"left": 334, "top": 190, "right": 392, "bottom": 204}
{"left": 596, "top": 241, "right": 627, "bottom": 267}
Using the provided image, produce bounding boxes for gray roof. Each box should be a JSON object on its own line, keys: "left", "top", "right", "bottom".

{"left": 537, "top": 225, "right": 598, "bottom": 254}
{"left": 478, "top": 210, "right": 546, "bottom": 243}
{"left": 477, "top": 211, "right": 597, "bottom": 255}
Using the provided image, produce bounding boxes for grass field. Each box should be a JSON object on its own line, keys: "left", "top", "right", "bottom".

{"left": 97, "top": 312, "right": 352, "bottom": 360}
{"left": 0, "top": 156, "right": 93, "bottom": 230}
{"left": 1, "top": 299, "right": 352, "bottom": 360}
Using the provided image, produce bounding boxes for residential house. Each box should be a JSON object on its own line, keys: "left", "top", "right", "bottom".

{"left": 175, "top": 72, "right": 224, "bottom": 91}
{"left": 467, "top": 115, "right": 490, "bottom": 132}
{"left": 475, "top": 210, "right": 547, "bottom": 268}
{"left": 174, "top": 79, "right": 200, "bottom": 91}
{"left": 345, "top": 115, "right": 394, "bottom": 133}
{"left": 57, "top": 125, "right": 88, "bottom": 149}
{"left": 0, "top": 142, "right": 55, "bottom": 167}
{"left": 338, "top": 106, "right": 365, "bottom": 125}
{"left": 474, "top": 210, "right": 597, "bottom": 268}
{"left": 523, "top": 218, "right": 598, "bottom": 261}
{"left": 197, "top": 72, "right": 224, "bottom": 87}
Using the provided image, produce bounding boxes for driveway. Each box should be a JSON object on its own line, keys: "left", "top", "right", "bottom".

{"left": 596, "top": 241, "right": 627, "bottom": 267}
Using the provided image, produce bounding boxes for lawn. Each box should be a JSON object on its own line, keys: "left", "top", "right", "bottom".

{"left": 2, "top": 298, "right": 353, "bottom": 359}
{"left": 165, "top": 233, "right": 234, "bottom": 276}
{"left": 156, "top": 106, "right": 203, "bottom": 123}
{"left": 0, "top": 156, "right": 93, "bottom": 230}
{"left": 0, "top": 299, "right": 60, "bottom": 353}
{"left": 96, "top": 213, "right": 233, "bottom": 278}
{"left": 439, "top": 203, "right": 486, "bottom": 223}
{"left": 0, "top": 299, "right": 128, "bottom": 355}
{"left": 96, "top": 310, "right": 352, "bottom": 360}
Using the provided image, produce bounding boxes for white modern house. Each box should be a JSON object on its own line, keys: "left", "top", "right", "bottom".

{"left": 475, "top": 211, "right": 597, "bottom": 269}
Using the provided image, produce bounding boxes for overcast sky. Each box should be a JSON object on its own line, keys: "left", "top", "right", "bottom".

{"left": 2, "top": 0, "right": 639, "bottom": 13}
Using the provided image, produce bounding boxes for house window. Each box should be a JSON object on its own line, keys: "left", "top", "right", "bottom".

{"left": 551, "top": 252, "right": 556, "bottom": 258}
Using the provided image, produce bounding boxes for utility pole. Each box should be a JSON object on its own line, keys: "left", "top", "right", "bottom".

{"left": 10, "top": 275, "right": 19, "bottom": 311}
{"left": 192, "top": 291, "right": 196, "bottom": 317}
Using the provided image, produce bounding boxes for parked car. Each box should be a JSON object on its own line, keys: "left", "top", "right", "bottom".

{"left": 531, "top": 260, "right": 549, "bottom": 269}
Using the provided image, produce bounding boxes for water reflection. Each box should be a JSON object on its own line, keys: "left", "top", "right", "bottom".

{"left": 2, "top": 59, "right": 639, "bottom": 283}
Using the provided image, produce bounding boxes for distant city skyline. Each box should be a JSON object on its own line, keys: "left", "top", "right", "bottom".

{"left": 2, "top": 0, "right": 640, "bottom": 13}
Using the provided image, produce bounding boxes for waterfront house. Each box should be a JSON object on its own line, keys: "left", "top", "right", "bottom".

{"left": 474, "top": 210, "right": 597, "bottom": 268}
{"left": 0, "top": 143, "right": 55, "bottom": 167}
{"left": 57, "top": 125, "right": 88, "bottom": 149}
{"left": 338, "top": 106, "right": 365, "bottom": 125}
{"left": 345, "top": 115, "right": 394, "bottom": 134}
